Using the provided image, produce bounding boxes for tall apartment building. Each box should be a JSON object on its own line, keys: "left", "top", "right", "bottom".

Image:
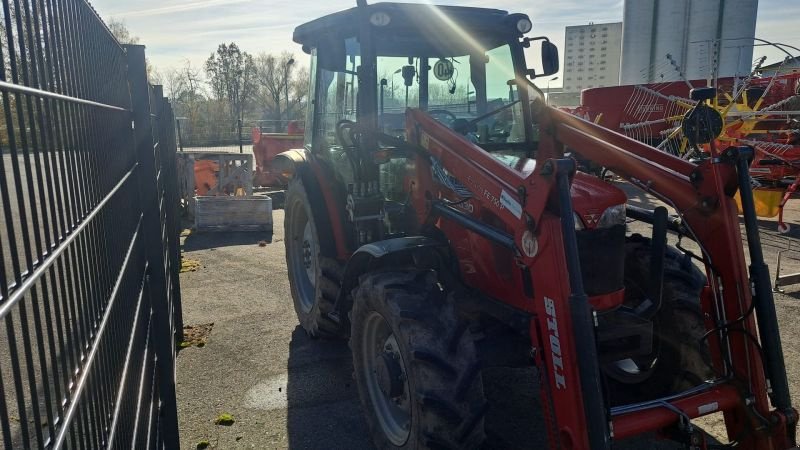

{"left": 562, "top": 22, "right": 623, "bottom": 93}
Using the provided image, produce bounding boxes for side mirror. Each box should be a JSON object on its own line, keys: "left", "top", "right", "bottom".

{"left": 523, "top": 37, "right": 559, "bottom": 79}
{"left": 317, "top": 38, "right": 346, "bottom": 72}
{"left": 540, "top": 41, "right": 559, "bottom": 77}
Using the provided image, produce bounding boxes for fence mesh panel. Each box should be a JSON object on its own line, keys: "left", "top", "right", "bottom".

{"left": 0, "top": 1, "right": 181, "bottom": 448}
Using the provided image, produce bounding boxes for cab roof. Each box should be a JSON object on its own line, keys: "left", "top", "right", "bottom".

{"left": 293, "top": 2, "right": 523, "bottom": 52}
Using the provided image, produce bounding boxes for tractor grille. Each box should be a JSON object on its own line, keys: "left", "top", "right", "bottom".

{"left": 577, "top": 224, "right": 626, "bottom": 296}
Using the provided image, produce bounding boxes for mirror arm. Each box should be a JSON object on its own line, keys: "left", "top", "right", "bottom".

{"left": 523, "top": 36, "right": 552, "bottom": 46}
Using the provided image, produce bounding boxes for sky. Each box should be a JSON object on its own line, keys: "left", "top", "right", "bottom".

{"left": 91, "top": 0, "right": 799, "bottom": 88}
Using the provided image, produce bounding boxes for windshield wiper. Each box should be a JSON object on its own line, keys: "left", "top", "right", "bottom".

{"left": 467, "top": 100, "right": 520, "bottom": 126}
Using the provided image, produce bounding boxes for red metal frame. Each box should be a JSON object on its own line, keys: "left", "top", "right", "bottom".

{"left": 576, "top": 74, "right": 800, "bottom": 231}
{"left": 567, "top": 109, "right": 796, "bottom": 447}
{"left": 396, "top": 107, "right": 796, "bottom": 448}
{"left": 297, "top": 99, "right": 797, "bottom": 446}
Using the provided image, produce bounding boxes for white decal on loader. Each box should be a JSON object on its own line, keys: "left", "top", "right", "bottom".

{"left": 544, "top": 297, "right": 567, "bottom": 389}
{"left": 500, "top": 189, "right": 523, "bottom": 219}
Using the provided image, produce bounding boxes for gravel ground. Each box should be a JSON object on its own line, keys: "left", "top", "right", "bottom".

{"left": 176, "top": 185, "right": 800, "bottom": 450}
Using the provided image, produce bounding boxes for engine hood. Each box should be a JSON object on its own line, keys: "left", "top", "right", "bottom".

{"left": 570, "top": 172, "right": 627, "bottom": 229}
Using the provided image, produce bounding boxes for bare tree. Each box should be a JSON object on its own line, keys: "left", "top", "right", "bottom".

{"left": 254, "top": 51, "right": 299, "bottom": 126}
{"left": 158, "top": 62, "right": 204, "bottom": 104}
{"left": 288, "top": 69, "right": 310, "bottom": 121}
{"left": 204, "top": 43, "right": 256, "bottom": 123}
{"left": 107, "top": 18, "right": 158, "bottom": 79}
{"left": 177, "top": 62, "right": 206, "bottom": 133}
{"left": 157, "top": 68, "right": 185, "bottom": 102}
{"left": 107, "top": 18, "right": 139, "bottom": 45}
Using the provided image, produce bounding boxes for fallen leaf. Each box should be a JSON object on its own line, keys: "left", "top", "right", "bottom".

{"left": 215, "top": 413, "right": 235, "bottom": 426}
{"left": 180, "top": 257, "right": 201, "bottom": 273}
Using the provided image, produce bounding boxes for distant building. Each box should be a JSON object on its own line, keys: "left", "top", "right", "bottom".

{"left": 620, "top": 0, "right": 758, "bottom": 85}
{"left": 548, "top": 92, "right": 582, "bottom": 108}
{"left": 562, "top": 22, "right": 623, "bottom": 94}
{"left": 760, "top": 57, "right": 800, "bottom": 78}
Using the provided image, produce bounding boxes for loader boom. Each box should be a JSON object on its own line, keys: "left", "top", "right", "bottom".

{"left": 403, "top": 99, "right": 797, "bottom": 448}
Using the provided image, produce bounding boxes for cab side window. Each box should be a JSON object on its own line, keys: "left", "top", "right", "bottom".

{"left": 313, "top": 38, "right": 361, "bottom": 153}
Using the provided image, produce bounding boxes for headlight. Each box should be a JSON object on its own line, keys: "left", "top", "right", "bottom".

{"left": 597, "top": 204, "right": 626, "bottom": 228}
{"left": 516, "top": 18, "right": 532, "bottom": 34}
{"left": 573, "top": 212, "right": 585, "bottom": 230}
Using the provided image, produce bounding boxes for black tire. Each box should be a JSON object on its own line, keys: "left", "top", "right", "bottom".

{"left": 603, "top": 234, "right": 714, "bottom": 404}
{"left": 285, "top": 177, "right": 343, "bottom": 338}
{"left": 351, "top": 270, "right": 487, "bottom": 450}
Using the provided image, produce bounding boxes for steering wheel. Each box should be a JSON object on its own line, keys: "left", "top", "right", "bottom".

{"left": 427, "top": 109, "right": 457, "bottom": 127}
{"left": 336, "top": 119, "right": 358, "bottom": 148}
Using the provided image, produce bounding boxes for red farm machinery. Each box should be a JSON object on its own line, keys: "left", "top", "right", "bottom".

{"left": 573, "top": 68, "right": 800, "bottom": 232}
{"left": 252, "top": 121, "right": 305, "bottom": 187}
{"left": 276, "top": 2, "right": 799, "bottom": 449}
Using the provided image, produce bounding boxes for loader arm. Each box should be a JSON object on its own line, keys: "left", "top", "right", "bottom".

{"left": 406, "top": 108, "right": 555, "bottom": 257}
{"left": 404, "top": 103, "right": 797, "bottom": 449}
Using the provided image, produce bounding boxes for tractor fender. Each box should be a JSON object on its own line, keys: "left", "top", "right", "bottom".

{"left": 272, "top": 148, "right": 309, "bottom": 176}
{"left": 278, "top": 149, "right": 339, "bottom": 258}
{"left": 336, "top": 236, "right": 448, "bottom": 313}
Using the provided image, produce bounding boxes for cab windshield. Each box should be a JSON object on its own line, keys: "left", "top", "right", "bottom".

{"left": 377, "top": 43, "right": 532, "bottom": 146}
{"left": 311, "top": 35, "right": 543, "bottom": 157}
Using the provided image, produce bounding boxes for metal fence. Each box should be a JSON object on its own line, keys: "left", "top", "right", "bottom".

{"left": 175, "top": 118, "right": 244, "bottom": 153}
{"left": 175, "top": 118, "right": 305, "bottom": 154}
{"left": 0, "top": 0, "right": 181, "bottom": 448}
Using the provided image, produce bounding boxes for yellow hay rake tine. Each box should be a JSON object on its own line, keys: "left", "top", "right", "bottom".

{"left": 665, "top": 126, "right": 683, "bottom": 141}
{"left": 753, "top": 94, "right": 766, "bottom": 111}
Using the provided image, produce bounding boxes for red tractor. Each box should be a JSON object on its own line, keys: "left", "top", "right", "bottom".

{"left": 277, "top": 2, "right": 798, "bottom": 449}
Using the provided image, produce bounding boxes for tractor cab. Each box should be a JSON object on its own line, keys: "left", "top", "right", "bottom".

{"left": 294, "top": 2, "right": 558, "bottom": 160}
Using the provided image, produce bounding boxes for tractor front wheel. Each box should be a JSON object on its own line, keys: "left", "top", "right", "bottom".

{"left": 285, "top": 177, "right": 343, "bottom": 338}
{"left": 351, "top": 270, "right": 487, "bottom": 450}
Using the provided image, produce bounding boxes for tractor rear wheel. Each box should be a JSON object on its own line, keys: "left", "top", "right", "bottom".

{"left": 351, "top": 270, "right": 487, "bottom": 450}
{"left": 603, "top": 234, "right": 714, "bottom": 404}
{"left": 285, "top": 177, "right": 343, "bottom": 338}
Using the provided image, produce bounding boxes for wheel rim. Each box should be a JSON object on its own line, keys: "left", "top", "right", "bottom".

{"left": 360, "top": 311, "right": 411, "bottom": 446}
{"left": 288, "top": 199, "right": 316, "bottom": 313}
{"left": 302, "top": 222, "right": 316, "bottom": 284}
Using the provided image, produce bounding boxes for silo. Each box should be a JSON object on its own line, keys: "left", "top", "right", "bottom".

{"left": 685, "top": 0, "right": 724, "bottom": 80}
{"left": 619, "top": 0, "right": 655, "bottom": 85}
{"left": 718, "top": 0, "right": 758, "bottom": 78}
{"left": 651, "top": 0, "right": 689, "bottom": 82}
{"left": 621, "top": 0, "right": 758, "bottom": 84}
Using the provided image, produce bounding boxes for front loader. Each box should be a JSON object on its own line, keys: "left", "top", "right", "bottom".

{"left": 277, "top": 2, "right": 798, "bottom": 449}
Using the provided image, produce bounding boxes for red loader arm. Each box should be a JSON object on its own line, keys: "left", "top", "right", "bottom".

{"left": 403, "top": 103, "right": 797, "bottom": 449}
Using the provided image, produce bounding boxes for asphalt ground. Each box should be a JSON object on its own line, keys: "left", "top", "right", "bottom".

{"left": 175, "top": 183, "right": 800, "bottom": 450}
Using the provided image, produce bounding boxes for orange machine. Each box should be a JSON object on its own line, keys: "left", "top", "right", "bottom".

{"left": 252, "top": 122, "right": 304, "bottom": 187}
